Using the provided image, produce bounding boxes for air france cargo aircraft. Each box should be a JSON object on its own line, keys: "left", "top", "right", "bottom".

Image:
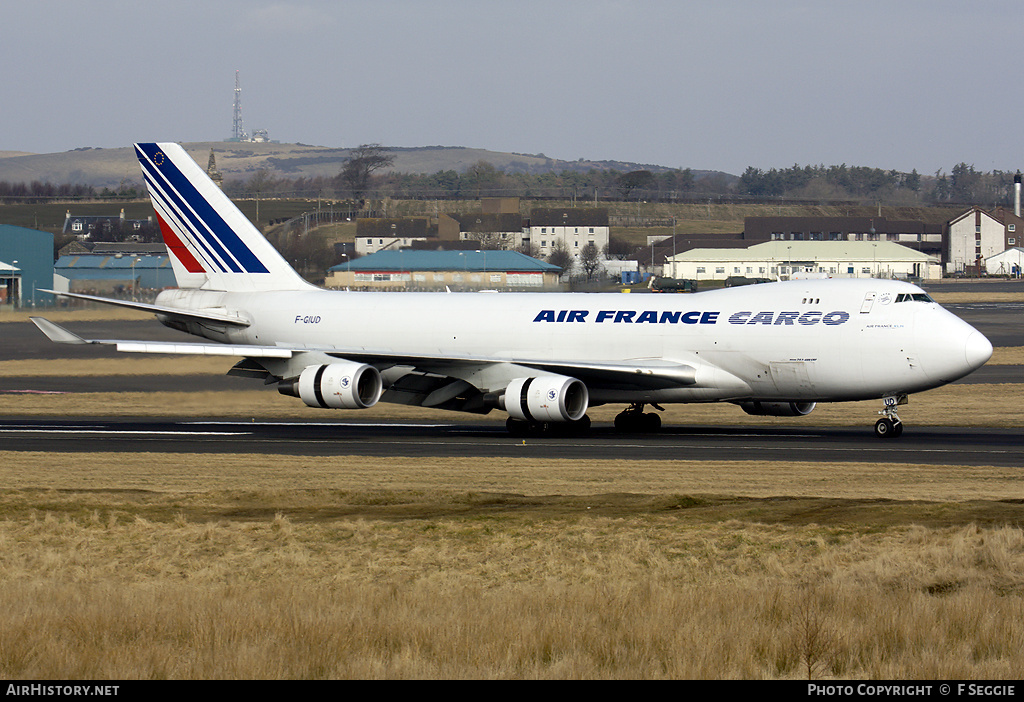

{"left": 32, "top": 143, "right": 993, "bottom": 438}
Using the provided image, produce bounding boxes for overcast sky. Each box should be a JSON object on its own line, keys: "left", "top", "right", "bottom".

{"left": 2, "top": 0, "right": 1020, "bottom": 176}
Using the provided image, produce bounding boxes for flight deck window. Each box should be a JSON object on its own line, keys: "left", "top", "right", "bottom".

{"left": 895, "top": 293, "right": 934, "bottom": 303}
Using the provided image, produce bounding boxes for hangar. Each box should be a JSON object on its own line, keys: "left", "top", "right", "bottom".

{"left": 325, "top": 249, "right": 563, "bottom": 291}
{"left": 985, "top": 248, "right": 1023, "bottom": 277}
{"left": 665, "top": 241, "right": 942, "bottom": 282}
{"left": 53, "top": 250, "right": 175, "bottom": 299}
{"left": 0, "top": 224, "right": 54, "bottom": 307}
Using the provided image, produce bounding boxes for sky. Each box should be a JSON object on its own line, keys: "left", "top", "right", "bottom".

{"left": 2, "top": 0, "right": 1021, "bottom": 176}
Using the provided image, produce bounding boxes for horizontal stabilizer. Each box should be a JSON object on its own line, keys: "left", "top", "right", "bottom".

{"left": 29, "top": 317, "right": 89, "bottom": 345}
{"left": 40, "top": 290, "right": 250, "bottom": 327}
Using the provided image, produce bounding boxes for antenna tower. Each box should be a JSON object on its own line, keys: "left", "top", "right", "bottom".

{"left": 232, "top": 71, "right": 247, "bottom": 141}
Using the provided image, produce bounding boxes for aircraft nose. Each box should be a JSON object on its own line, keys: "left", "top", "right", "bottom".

{"left": 965, "top": 330, "right": 993, "bottom": 371}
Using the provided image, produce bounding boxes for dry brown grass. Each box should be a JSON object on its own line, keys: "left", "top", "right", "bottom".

{"left": 0, "top": 307, "right": 150, "bottom": 323}
{"left": 0, "top": 454, "right": 1022, "bottom": 678}
{"left": 0, "top": 475, "right": 1021, "bottom": 679}
{"left": 929, "top": 291, "right": 1024, "bottom": 304}
{"left": 991, "top": 347, "right": 1024, "bottom": 365}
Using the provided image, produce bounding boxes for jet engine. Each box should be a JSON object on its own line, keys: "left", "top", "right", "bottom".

{"left": 279, "top": 362, "right": 383, "bottom": 409}
{"left": 738, "top": 401, "right": 816, "bottom": 417}
{"left": 501, "top": 375, "right": 589, "bottom": 423}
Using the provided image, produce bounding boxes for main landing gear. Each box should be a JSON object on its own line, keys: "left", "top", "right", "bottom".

{"left": 874, "top": 395, "right": 907, "bottom": 439}
{"left": 506, "top": 414, "right": 591, "bottom": 437}
{"left": 613, "top": 403, "right": 663, "bottom": 433}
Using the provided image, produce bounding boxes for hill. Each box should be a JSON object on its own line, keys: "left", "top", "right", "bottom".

{"left": 0, "top": 143, "right": 723, "bottom": 190}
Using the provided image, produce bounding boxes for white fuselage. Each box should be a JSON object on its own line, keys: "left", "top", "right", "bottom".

{"left": 156, "top": 278, "right": 991, "bottom": 405}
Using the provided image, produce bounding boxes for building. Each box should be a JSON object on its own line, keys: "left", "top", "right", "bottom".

{"left": 53, "top": 250, "right": 175, "bottom": 296}
{"left": 945, "top": 208, "right": 1006, "bottom": 274}
{"left": 991, "top": 207, "right": 1024, "bottom": 250}
{"left": 0, "top": 224, "right": 54, "bottom": 307}
{"left": 521, "top": 208, "right": 609, "bottom": 259}
{"left": 325, "top": 249, "right": 562, "bottom": 291}
{"left": 985, "top": 248, "right": 1024, "bottom": 277}
{"left": 438, "top": 212, "right": 524, "bottom": 248}
{"left": 744, "top": 216, "right": 943, "bottom": 253}
{"left": 666, "top": 241, "right": 941, "bottom": 282}
{"left": 354, "top": 217, "right": 435, "bottom": 255}
{"left": 62, "top": 209, "right": 153, "bottom": 240}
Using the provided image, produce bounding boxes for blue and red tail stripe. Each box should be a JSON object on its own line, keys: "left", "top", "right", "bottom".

{"left": 135, "top": 143, "right": 269, "bottom": 275}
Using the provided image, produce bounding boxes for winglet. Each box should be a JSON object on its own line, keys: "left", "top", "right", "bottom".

{"left": 29, "top": 317, "right": 90, "bottom": 345}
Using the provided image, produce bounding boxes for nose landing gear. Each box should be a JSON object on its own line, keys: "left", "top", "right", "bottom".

{"left": 874, "top": 394, "right": 907, "bottom": 439}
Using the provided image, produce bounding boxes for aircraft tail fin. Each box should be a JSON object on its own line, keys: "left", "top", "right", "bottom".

{"left": 134, "top": 142, "right": 311, "bottom": 292}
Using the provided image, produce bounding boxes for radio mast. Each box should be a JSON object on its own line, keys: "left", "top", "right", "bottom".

{"left": 232, "top": 70, "right": 248, "bottom": 142}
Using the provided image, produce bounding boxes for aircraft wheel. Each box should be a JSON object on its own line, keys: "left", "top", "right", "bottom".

{"left": 891, "top": 421, "right": 904, "bottom": 438}
{"left": 506, "top": 417, "right": 530, "bottom": 436}
{"left": 874, "top": 418, "right": 897, "bottom": 439}
{"left": 570, "top": 414, "right": 592, "bottom": 434}
{"left": 614, "top": 411, "right": 661, "bottom": 433}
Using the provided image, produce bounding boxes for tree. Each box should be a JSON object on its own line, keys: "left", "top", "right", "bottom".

{"left": 338, "top": 144, "right": 395, "bottom": 199}
{"left": 617, "top": 170, "right": 654, "bottom": 199}
{"left": 603, "top": 236, "right": 636, "bottom": 261}
{"left": 547, "top": 239, "right": 574, "bottom": 276}
{"left": 578, "top": 242, "right": 603, "bottom": 281}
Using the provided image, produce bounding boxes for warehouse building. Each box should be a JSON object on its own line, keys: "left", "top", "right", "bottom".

{"left": 53, "top": 250, "right": 175, "bottom": 298}
{"left": 985, "top": 247, "right": 1024, "bottom": 277}
{"left": 665, "top": 241, "right": 941, "bottom": 282}
{"left": 0, "top": 224, "right": 55, "bottom": 308}
{"left": 325, "top": 249, "right": 562, "bottom": 291}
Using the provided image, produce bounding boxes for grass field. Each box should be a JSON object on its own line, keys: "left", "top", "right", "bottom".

{"left": 1, "top": 456, "right": 1023, "bottom": 679}
{"left": 1, "top": 293, "right": 1022, "bottom": 679}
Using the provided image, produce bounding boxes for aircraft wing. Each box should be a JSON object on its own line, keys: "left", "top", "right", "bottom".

{"left": 325, "top": 351, "right": 697, "bottom": 389}
{"left": 29, "top": 317, "right": 288, "bottom": 357}
{"left": 29, "top": 317, "right": 696, "bottom": 390}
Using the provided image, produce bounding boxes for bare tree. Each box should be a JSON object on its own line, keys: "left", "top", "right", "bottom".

{"left": 578, "top": 242, "right": 603, "bottom": 281}
{"left": 547, "top": 239, "right": 574, "bottom": 276}
{"left": 338, "top": 144, "right": 395, "bottom": 199}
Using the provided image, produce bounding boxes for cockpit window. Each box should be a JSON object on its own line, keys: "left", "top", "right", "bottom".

{"left": 895, "top": 293, "right": 934, "bottom": 303}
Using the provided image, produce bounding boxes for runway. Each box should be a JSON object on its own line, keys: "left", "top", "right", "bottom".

{"left": 1, "top": 418, "right": 1022, "bottom": 468}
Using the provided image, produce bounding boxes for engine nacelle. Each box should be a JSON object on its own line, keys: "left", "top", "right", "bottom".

{"left": 280, "top": 362, "right": 383, "bottom": 410}
{"left": 739, "top": 401, "right": 816, "bottom": 417}
{"left": 501, "top": 375, "right": 589, "bottom": 423}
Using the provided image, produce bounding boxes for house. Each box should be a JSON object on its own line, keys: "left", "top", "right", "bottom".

{"left": 62, "top": 209, "right": 153, "bottom": 240}
{"left": 438, "top": 212, "right": 524, "bottom": 248}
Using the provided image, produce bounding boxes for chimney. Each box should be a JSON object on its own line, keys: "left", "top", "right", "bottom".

{"left": 1015, "top": 171, "right": 1021, "bottom": 218}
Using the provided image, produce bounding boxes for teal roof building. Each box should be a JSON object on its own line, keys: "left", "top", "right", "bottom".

{"left": 0, "top": 224, "right": 55, "bottom": 308}
{"left": 327, "top": 249, "right": 562, "bottom": 290}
